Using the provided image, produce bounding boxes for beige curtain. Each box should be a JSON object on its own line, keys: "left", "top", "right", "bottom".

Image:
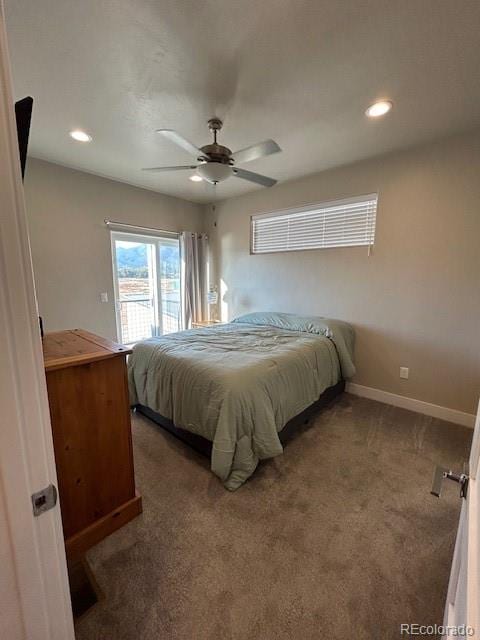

{"left": 181, "top": 232, "right": 208, "bottom": 328}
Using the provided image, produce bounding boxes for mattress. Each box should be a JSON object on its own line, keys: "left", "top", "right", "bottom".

{"left": 128, "top": 312, "right": 355, "bottom": 490}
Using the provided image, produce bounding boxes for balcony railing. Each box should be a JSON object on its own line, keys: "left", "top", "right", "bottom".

{"left": 119, "top": 298, "right": 181, "bottom": 345}
{"left": 162, "top": 298, "right": 182, "bottom": 335}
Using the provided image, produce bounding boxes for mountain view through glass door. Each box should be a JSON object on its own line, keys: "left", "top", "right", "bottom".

{"left": 112, "top": 232, "right": 181, "bottom": 344}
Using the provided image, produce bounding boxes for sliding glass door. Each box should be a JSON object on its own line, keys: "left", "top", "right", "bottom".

{"left": 111, "top": 231, "right": 181, "bottom": 344}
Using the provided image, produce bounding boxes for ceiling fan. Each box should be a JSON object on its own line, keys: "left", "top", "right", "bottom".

{"left": 142, "top": 118, "right": 281, "bottom": 187}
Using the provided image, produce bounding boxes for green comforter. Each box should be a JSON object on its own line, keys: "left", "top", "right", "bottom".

{"left": 128, "top": 313, "right": 355, "bottom": 490}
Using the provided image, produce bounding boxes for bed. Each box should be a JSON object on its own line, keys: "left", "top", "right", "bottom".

{"left": 128, "top": 312, "right": 355, "bottom": 490}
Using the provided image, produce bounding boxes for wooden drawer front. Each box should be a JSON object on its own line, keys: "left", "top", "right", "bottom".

{"left": 46, "top": 355, "right": 135, "bottom": 539}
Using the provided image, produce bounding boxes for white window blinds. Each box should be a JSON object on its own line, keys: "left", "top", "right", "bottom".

{"left": 251, "top": 193, "right": 378, "bottom": 254}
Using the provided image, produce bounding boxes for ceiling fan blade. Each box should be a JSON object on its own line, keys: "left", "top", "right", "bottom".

{"left": 141, "top": 165, "right": 198, "bottom": 172}
{"left": 156, "top": 129, "right": 208, "bottom": 158}
{"left": 232, "top": 167, "right": 277, "bottom": 187}
{"left": 231, "top": 139, "right": 281, "bottom": 165}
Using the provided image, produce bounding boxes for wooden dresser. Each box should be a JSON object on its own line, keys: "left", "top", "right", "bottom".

{"left": 43, "top": 329, "right": 142, "bottom": 559}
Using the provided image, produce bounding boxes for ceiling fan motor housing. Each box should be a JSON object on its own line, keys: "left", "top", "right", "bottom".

{"left": 200, "top": 118, "right": 232, "bottom": 163}
{"left": 199, "top": 143, "right": 232, "bottom": 164}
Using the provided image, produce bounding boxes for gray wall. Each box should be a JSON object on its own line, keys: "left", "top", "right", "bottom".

{"left": 24, "top": 158, "right": 204, "bottom": 339}
{"left": 206, "top": 130, "right": 480, "bottom": 414}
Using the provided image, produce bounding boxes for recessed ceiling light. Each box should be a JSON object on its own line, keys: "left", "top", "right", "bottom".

{"left": 69, "top": 129, "right": 92, "bottom": 142}
{"left": 365, "top": 100, "right": 393, "bottom": 118}
{"left": 189, "top": 175, "right": 202, "bottom": 182}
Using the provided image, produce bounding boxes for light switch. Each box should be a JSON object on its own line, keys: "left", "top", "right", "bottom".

{"left": 100, "top": 292, "right": 109, "bottom": 303}
{"left": 400, "top": 367, "right": 409, "bottom": 379}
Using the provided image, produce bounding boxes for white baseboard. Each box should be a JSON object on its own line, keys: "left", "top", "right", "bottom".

{"left": 346, "top": 382, "right": 476, "bottom": 428}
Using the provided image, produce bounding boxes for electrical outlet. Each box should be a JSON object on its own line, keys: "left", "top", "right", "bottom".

{"left": 400, "top": 367, "right": 409, "bottom": 379}
{"left": 100, "top": 292, "right": 108, "bottom": 303}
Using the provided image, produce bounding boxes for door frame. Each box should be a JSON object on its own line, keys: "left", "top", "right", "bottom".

{"left": 0, "top": 4, "right": 74, "bottom": 638}
{"left": 110, "top": 229, "right": 182, "bottom": 343}
{"left": 110, "top": 231, "right": 161, "bottom": 343}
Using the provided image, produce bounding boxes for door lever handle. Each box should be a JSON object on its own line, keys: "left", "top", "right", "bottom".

{"left": 431, "top": 464, "right": 469, "bottom": 499}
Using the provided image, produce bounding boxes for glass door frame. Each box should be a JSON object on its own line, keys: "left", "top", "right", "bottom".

{"left": 110, "top": 230, "right": 181, "bottom": 344}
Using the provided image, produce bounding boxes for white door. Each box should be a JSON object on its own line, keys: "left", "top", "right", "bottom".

{"left": 111, "top": 231, "right": 181, "bottom": 344}
{"left": 0, "top": 4, "right": 74, "bottom": 639}
{"left": 443, "top": 398, "right": 480, "bottom": 639}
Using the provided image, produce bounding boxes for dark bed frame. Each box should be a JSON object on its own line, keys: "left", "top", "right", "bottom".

{"left": 135, "top": 379, "right": 345, "bottom": 458}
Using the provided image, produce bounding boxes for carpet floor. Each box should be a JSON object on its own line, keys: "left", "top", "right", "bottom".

{"left": 75, "top": 393, "right": 472, "bottom": 640}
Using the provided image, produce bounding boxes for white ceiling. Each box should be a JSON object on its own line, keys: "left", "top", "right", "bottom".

{"left": 6, "top": 0, "right": 480, "bottom": 204}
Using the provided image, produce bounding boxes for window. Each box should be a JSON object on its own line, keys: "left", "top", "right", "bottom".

{"left": 250, "top": 193, "right": 378, "bottom": 254}
{"left": 111, "top": 231, "right": 181, "bottom": 344}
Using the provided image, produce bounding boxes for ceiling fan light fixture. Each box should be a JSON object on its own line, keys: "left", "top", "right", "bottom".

{"left": 196, "top": 162, "right": 232, "bottom": 184}
{"left": 365, "top": 100, "right": 393, "bottom": 118}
